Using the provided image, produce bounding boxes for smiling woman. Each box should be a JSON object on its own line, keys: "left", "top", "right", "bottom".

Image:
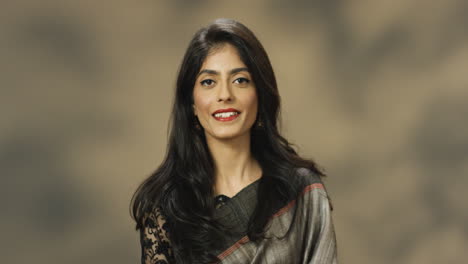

{"left": 130, "top": 18, "right": 338, "bottom": 264}
{"left": 193, "top": 43, "right": 258, "bottom": 146}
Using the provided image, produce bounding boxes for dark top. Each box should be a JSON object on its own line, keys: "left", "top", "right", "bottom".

{"left": 139, "top": 168, "right": 337, "bottom": 263}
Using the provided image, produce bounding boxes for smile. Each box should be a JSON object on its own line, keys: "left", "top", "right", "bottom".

{"left": 213, "top": 112, "right": 240, "bottom": 122}
{"left": 212, "top": 111, "right": 240, "bottom": 122}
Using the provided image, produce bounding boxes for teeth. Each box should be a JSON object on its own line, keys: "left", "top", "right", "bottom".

{"left": 214, "top": 112, "right": 239, "bottom": 118}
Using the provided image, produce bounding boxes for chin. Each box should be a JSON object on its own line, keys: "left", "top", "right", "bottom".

{"left": 208, "top": 129, "right": 248, "bottom": 140}
{"left": 213, "top": 132, "right": 239, "bottom": 140}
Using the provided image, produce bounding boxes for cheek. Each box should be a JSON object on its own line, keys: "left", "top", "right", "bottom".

{"left": 193, "top": 92, "right": 211, "bottom": 115}
{"left": 245, "top": 92, "right": 258, "bottom": 115}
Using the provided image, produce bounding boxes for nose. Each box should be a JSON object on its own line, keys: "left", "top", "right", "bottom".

{"left": 217, "top": 80, "right": 233, "bottom": 102}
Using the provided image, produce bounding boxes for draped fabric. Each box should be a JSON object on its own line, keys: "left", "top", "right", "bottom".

{"left": 139, "top": 168, "right": 338, "bottom": 263}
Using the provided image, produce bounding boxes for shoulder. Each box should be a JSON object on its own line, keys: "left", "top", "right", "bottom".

{"left": 143, "top": 207, "right": 169, "bottom": 229}
{"left": 140, "top": 206, "right": 172, "bottom": 241}
{"left": 294, "top": 167, "right": 335, "bottom": 212}
{"left": 295, "top": 167, "right": 324, "bottom": 186}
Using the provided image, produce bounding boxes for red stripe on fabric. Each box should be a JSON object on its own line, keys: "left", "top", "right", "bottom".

{"left": 272, "top": 183, "right": 323, "bottom": 218}
{"left": 216, "top": 183, "right": 323, "bottom": 260}
{"left": 217, "top": 235, "right": 250, "bottom": 260}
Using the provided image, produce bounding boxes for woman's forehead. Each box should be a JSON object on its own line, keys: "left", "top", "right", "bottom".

{"left": 200, "top": 44, "right": 246, "bottom": 70}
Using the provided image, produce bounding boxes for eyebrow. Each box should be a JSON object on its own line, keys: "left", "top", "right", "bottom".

{"left": 197, "top": 67, "right": 249, "bottom": 78}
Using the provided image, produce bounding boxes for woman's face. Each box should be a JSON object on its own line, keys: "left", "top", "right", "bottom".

{"left": 193, "top": 43, "right": 258, "bottom": 141}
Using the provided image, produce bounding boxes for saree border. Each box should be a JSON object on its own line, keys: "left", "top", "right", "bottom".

{"left": 217, "top": 183, "right": 324, "bottom": 260}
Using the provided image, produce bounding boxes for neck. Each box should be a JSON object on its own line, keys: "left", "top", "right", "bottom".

{"left": 205, "top": 131, "right": 262, "bottom": 197}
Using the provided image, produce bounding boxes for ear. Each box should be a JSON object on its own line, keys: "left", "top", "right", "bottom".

{"left": 193, "top": 104, "right": 197, "bottom": 116}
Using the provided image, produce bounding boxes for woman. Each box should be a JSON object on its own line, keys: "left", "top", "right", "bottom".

{"left": 131, "top": 18, "right": 338, "bottom": 264}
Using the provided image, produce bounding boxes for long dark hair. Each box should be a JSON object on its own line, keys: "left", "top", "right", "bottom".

{"left": 130, "top": 18, "right": 326, "bottom": 263}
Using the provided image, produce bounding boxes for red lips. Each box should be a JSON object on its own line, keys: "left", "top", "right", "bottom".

{"left": 212, "top": 108, "right": 241, "bottom": 122}
{"left": 212, "top": 108, "right": 241, "bottom": 115}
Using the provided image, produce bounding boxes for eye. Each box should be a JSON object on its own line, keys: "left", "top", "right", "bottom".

{"left": 234, "top": 77, "right": 250, "bottom": 85}
{"left": 200, "top": 79, "right": 215, "bottom": 86}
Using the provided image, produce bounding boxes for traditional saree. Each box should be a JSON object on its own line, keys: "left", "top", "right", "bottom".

{"left": 140, "top": 168, "right": 338, "bottom": 263}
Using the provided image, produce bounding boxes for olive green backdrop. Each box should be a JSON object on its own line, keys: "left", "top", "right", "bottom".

{"left": 2, "top": 0, "right": 467, "bottom": 263}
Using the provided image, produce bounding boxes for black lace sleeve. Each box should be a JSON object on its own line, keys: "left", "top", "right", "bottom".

{"left": 140, "top": 207, "right": 174, "bottom": 264}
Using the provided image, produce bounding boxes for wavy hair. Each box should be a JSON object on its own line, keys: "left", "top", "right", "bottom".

{"left": 130, "top": 18, "right": 326, "bottom": 263}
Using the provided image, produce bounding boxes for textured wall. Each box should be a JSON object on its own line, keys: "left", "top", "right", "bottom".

{"left": 2, "top": 0, "right": 467, "bottom": 263}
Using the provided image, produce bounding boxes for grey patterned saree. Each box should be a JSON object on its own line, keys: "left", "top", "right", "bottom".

{"left": 140, "top": 168, "right": 338, "bottom": 263}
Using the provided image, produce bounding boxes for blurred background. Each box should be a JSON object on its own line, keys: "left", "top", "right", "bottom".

{"left": 1, "top": 0, "right": 467, "bottom": 263}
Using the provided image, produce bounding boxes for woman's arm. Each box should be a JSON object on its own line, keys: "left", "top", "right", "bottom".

{"left": 310, "top": 190, "right": 338, "bottom": 264}
{"left": 140, "top": 207, "right": 174, "bottom": 264}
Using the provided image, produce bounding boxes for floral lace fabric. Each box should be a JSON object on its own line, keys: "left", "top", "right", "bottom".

{"left": 140, "top": 207, "right": 174, "bottom": 264}
{"left": 138, "top": 168, "right": 338, "bottom": 263}
{"left": 140, "top": 196, "right": 229, "bottom": 264}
